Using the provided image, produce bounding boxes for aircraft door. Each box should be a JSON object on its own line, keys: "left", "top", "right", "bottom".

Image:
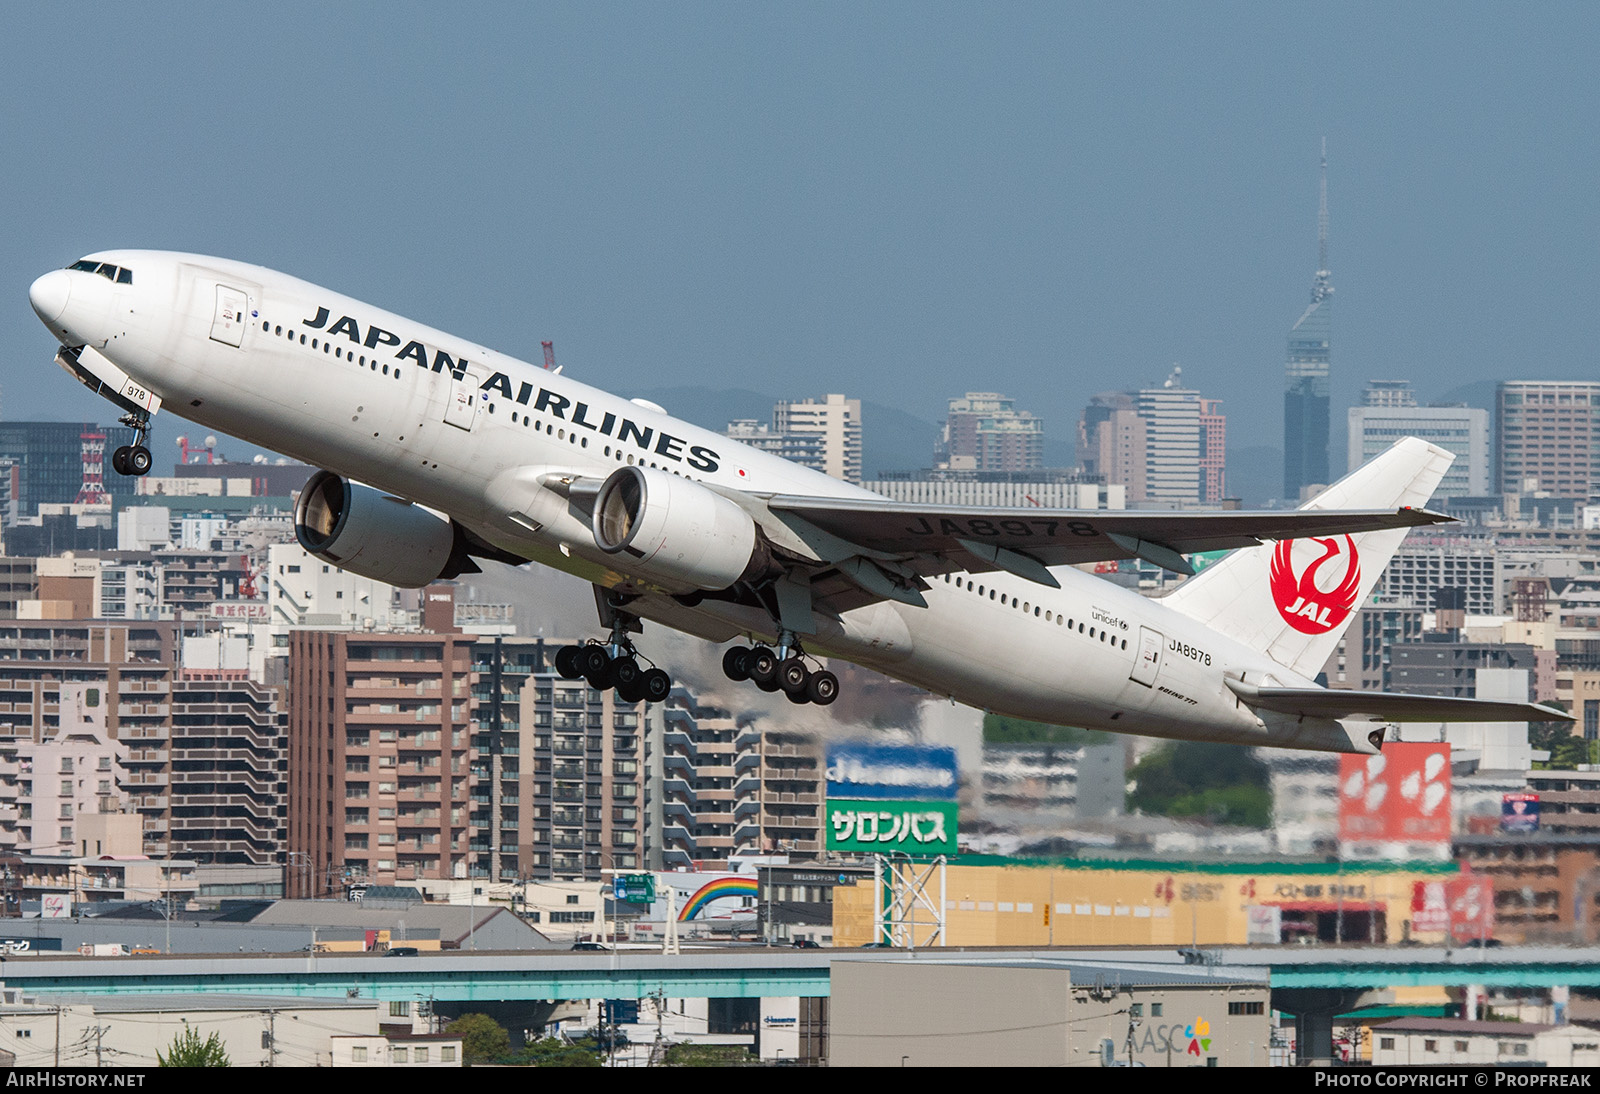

{"left": 443, "top": 366, "right": 487, "bottom": 431}
{"left": 1129, "top": 626, "right": 1164, "bottom": 688}
{"left": 209, "top": 285, "right": 249, "bottom": 347}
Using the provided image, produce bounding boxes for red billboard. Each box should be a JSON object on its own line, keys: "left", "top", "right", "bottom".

{"left": 1339, "top": 742, "right": 1452, "bottom": 845}
{"left": 1411, "top": 875, "right": 1495, "bottom": 940}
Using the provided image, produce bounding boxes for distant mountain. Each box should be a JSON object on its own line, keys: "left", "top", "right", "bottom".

{"left": 1431, "top": 379, "right": 1498, "bottom": 410}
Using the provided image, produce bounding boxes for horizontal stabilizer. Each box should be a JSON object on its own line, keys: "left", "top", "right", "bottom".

{"left": 1227, "top": 679, "right": 1574, "bottom": 724}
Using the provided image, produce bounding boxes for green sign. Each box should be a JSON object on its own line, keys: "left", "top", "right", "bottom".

{"left": 825, "top": 799, "right": 957, "bottom": 855}
{"left": 613, "top": 874, "right": 656, "bottom": 904}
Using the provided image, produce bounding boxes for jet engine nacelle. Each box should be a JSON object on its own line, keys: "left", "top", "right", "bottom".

{"left": 295, "top": 470, "right": 457, "bottom": 589}
{"left": 592, "top": 465, "right": 772, "bottom": 591}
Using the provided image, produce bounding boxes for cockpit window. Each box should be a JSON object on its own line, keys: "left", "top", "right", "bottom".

{"left": 66, "top": 259, "right": 132, "bottom": 284}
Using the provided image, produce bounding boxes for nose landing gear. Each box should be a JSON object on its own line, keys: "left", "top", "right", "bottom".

{"left": 111, "top": 410, "right": 154, "bottom": 477}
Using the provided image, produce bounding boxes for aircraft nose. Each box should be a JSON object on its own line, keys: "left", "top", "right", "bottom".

{"left": 29, "top": 270, "right": 71, "bottom": 325}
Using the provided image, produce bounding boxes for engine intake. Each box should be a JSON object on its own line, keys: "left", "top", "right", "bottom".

{"left": 592, "top": 465, "right": 771, "bottom": 591}
{"left": 295, "top": 470, "right": 457, "bottom": 588}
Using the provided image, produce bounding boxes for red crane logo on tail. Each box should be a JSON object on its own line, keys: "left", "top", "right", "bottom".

{"left": 1269, "top": 535, "right": 1361, "bottom": 635}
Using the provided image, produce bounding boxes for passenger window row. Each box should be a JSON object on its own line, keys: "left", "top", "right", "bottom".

{"left": 941, "top": 573, "right": 1128, "bottom": 650}
{"left": 503, "top": 409, "right": 699, "bottom": 480}
{"left": 259, "top": 320, "right": 401, "bottom": 380}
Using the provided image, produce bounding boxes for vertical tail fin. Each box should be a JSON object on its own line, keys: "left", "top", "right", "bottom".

{"left": 1162, "top": 437, "right": 1453, "bottom": 679}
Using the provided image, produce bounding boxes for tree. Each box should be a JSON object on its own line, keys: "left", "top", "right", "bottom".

{"left": 513, "top": 1037, "right": 603, "bottom": 1067}
{"left": 156, "top": 1028, "right": 230, "bottom": 1067}
{"left": 661, "top": 1042, "right": 755, "bottom": 1067}
{"left": 1530, "top": 714, "right": 1594, "bottom": 770}
{"left": 1127, "top": 741, "right": 1272, "bottom": 827}
{"left": 983, "top": 713, "right": 1112, "bottom": 745}
{"left": 445, "top": 1013, "right": 510, "bottom": 1065}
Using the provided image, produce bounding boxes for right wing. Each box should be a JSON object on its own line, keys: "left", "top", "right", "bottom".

{"left": 1227, "top": 679, "right": 1574, "bottom": 724}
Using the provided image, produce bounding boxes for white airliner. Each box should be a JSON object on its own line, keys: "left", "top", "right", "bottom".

{"left": 28, "top": 252, "right": 1570, "bottom": 754}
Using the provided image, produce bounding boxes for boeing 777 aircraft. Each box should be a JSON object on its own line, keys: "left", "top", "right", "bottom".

{"left": 28, "top": 251, "right": 1570, "bottom": 754}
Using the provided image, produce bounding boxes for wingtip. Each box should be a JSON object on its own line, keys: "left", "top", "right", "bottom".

{"left": 1402, "top": 506, "right": 1456, "bottom": 526}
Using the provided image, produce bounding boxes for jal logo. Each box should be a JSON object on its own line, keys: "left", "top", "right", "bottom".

{"left": 1268, "top": 535, "right": 1361, "bottom": 634}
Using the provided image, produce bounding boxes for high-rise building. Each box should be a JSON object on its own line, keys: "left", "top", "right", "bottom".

{"left": 287, "top": 627, "right": 652, "bottom": 893}
{"left": 0, "top": 621, "right": 286, "bottom": 863}
{"left": 656, "top": 692, "right": 822, "bottom": 868}
{"left": 1284, "top": 144, "right": 1334, "bottom": 501}
{"left": 773, "top": 394, "right": 862, "bottom": 484}
{"left": 1136, "top": 368, "right": 1203, "bottom": 504}
{"left": 1077, "top": 393, "right": 1146, "bottom": 502}
{"left": 1348, "top": 380, "right": 1490, "bottom": 499}
{"left": 1198, "top": 397, "right": 1227, "bottom": 503}
{"left": 1078, "top": 370, "right": 1224, "bottom": 505}
{"left": 724, "top": 394, "right": 862, "bottom": 484}
{"left": 937, "top": 393, "right": 1044, "bottom": 473}
{"left": 286, "top": 630, "right": 477, "bottom": 896}
{"left": 496, "top": 638, "right": 647, "bottom": 882}
{"left": 1496, "top": 381, "right": 1600, "bottom": 499}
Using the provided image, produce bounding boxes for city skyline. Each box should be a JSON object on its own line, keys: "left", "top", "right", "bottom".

{"left": 4, "top": 7, "right": 1600, "bottom": 475}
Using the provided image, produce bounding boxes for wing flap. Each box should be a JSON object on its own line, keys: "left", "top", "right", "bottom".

{"left": 764, "top": 494, "right": 1450, "bottom": 575}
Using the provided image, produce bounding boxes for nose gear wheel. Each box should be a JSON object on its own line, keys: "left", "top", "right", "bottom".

{"left": 112, "top": 410, "right": 154, "bottom": 477}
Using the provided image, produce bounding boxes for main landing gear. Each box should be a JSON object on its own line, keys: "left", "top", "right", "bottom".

{"left": 721, "top": 633, "right": 838, "bottom": 707}
{"left": 110, "top": 410, "right": 153, "bottom": 477}
{"left": 553, "top": 640, "right": 672, "bottom": 704}
{"left": 553, "top": 596, "right": 673, "bottom": 705}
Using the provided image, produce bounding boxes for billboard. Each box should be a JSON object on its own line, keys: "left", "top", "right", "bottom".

{"left": 1502, "top": 793, "right": 1540, "bottom": 833}
{"left": 1339, "top": 743, "right": 1452, "bottom": 847}
{"left": 1411, "top": 876, "right": 1495, "bottom": 940}
{"left": 825, "top": 743, "right": 958, "bottom": 801}
{"left": 826, "top": 799, "right": 957, "bottom": 855}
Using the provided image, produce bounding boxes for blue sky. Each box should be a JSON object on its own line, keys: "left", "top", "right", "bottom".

{"left": 5, "top": 3, "right": 1597, "bottom": 473}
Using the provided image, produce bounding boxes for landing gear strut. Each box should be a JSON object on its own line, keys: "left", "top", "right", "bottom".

{"left": 111, "top": 409, "right": 153, "bottom": 477}
{"left": 721, "top": 631, "right": 838, "bottom": 706}
{"left": 552, "top": 592, "right": 673, "bottom": 706}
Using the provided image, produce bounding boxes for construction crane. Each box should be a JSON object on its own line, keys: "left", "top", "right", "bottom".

{"left": 542, "top": 341, "right": 556, "bottom": 371}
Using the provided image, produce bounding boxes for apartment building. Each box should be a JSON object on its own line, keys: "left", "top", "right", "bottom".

{"left": 725, "top": 394, "right": 863, "bottom": 484}
{"left": 286, "top": 631, "right": 476, "bottom": 896}
{"left": 489, "top": 637, "right": 647, "bottom": 881}
{"left": 1497, "top": 380, "right": 1600, "bottom": 498}
{"left": 0, "top": 621, "right": 285, "bottom": 863}
{"left": 657, "top": 692, "right": 822, "bottom": 868}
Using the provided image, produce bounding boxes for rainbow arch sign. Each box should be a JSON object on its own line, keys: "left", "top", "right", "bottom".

{"left": 677, "top": 876, "right": 759, "bottom": 921}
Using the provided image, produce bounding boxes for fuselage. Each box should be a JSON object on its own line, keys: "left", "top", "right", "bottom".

{"left": 31, "top": 250, "right": 1351, "bottom": 751}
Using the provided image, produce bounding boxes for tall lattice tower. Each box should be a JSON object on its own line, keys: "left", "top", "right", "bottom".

{"left": 74, "top": 431, "right": 109, "bottom": 505}
{"left": 1283, "top": 139, "right": 1334, "bottom": 500}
